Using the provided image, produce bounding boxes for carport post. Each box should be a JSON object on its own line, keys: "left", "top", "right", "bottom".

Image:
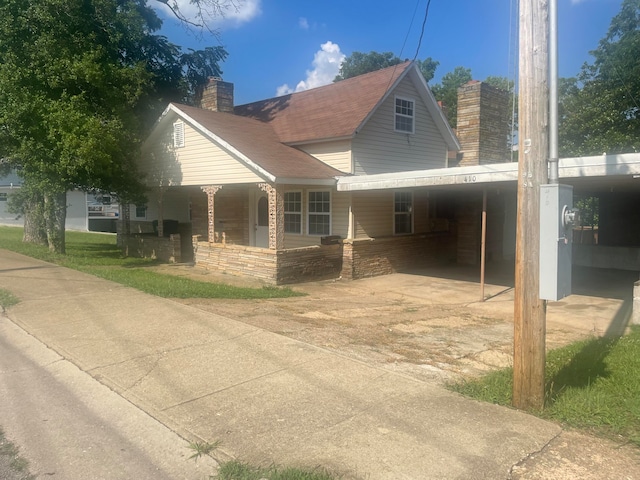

{"left": 480, "top": 190, "right": 487, "bottom": 301}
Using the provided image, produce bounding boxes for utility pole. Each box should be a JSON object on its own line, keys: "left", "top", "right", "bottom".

{"left": 513, "top": 0, "right": 549, "bottom": 410}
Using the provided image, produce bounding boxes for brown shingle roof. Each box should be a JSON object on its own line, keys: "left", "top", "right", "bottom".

{"left": 170, "top": 103, "right": 343, "bottom": 180}
{"left": 234, "top": 61, "right": 412, "bottom": 144}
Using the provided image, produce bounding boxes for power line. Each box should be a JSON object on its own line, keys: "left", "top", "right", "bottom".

{"left": 398, "top": 0, "right": 422, "bottom": 60}
{"left": 413, "top": 0, "right": 432, "bottom": 62}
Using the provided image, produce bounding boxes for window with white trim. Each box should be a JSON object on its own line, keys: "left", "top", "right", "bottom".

{"left": 135, "top": 204, "right": 147, "bottom": 219}
{"left": 284, "top": 191, "right": 302, "bottom": 234}
{"left": 307, "top": 191, "right": 331, "bottom": 236}
{"left": 395, "top": 97, "right": 415, "bottom": 133}
{"left": 173, "top": 121, "right": 185, "bottom": 148}
{"left": 394, "top": 191, "right": 413, "bottom": 234}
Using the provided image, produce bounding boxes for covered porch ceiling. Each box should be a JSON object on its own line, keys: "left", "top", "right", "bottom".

{"left": 336, "top": 152, "right": 640, "bottom": 194}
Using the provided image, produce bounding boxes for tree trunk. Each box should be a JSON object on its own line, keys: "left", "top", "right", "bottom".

{"left": 44, "top": 191, "right": 67, "bottom": 254}
{"left": 23, "top": 193, "right": 48, "bottom": 245}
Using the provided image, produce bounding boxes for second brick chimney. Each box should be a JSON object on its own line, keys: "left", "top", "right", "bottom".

{"left": 456, "top": 81, "right": 510, "bottom": 166}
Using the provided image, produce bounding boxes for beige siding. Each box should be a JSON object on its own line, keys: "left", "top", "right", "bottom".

{"left": 140, "top": 118, "right": 263, "bottom": 187}
{"left": 281, "top": 187, "right": 349, "bottom": 248}
{"left": 299, "top": 140, "right": 353, "bottom": 173}
{"left": 353, "top": 77, "right": 448, "bottom": 175}
{"left": 353, "top": 191, "right": 394, "bottom": 238}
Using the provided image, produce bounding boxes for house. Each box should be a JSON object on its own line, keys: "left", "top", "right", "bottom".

{"left": 0, "top": 171, "right": 120, "bottom": 233}
{"left": 125, "top": 61, "right": 640, "bottom": 284}
{"left": 125, "top": 61, "right": 464, "bottom": 282}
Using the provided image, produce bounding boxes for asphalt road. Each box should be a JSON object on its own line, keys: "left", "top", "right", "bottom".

{"left": 0, "top": 315, "right": 217, "bottom": 480}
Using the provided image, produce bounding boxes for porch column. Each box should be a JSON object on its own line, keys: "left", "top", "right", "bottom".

{"left": 258, "top": 183, "right": 284, "bottom": 250}
{"left": 201, "top": 185, "right": 222, "bottom": 243}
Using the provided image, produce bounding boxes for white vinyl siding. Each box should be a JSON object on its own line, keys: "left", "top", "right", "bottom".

{"left": 353, "top": 76, "right": 448, "bottom": 175}
{"left": 140, "top": 117, "right": 263, "bottom": 187}
{"left": 299, "top": 140, "right": 353, "bottom": 173}
{"left": 352, "top": 191, "right": 394, "bottom": 238}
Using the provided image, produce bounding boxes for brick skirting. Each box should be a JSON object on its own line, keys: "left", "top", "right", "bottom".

{"left": 341, "top": 233, "right": 456, "bottom": 280}
{"left": 194, "top": 242, "right": 343, "bottom": 285}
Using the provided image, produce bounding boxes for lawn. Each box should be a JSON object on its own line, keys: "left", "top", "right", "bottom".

{"left": 449, "top": 326, "right": 640, "bottom": 447}
{"left": 0, "top": 226, "right": 301, "bottom": 299}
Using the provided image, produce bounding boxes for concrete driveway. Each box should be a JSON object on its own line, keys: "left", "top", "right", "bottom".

{"left": 166, "top": 262, "right": 637, "bottom": 384}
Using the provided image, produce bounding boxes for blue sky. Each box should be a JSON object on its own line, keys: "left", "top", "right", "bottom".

{"left": 155, "top": 0, "right": 624, "bottom": 106}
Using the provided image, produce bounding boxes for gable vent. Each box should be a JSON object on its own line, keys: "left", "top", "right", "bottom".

{"left": 173, "top": 121, "right": 185, "bottom": 148}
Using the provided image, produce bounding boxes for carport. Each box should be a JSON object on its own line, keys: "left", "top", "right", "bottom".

{"left": 337, "top": 152, "right": 640, "bottom": 299}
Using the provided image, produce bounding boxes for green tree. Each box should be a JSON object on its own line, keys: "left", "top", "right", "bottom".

{"left": 430, "top": 66, "right": 472, "bottom": 128}
{"left": 334, "top": 51, "right": 403, "bottom": 81}
{"left": 0, "top": 0, "right": 227, "bottom": 252}
{"left": 334, "top": 51, "right": 439, "bottom": 83}
{"left": 559, "top": 0, "right": 640, "bottom": 156}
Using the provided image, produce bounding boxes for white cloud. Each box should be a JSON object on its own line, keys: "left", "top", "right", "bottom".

{"left": 298, "top": 17, "right": 309, "bottom": 30}
{"left": 276, "top": 41, "right": 345, "bottom": 96}
{"left": 156, "top": 0, "right": 261, "bottom": 28}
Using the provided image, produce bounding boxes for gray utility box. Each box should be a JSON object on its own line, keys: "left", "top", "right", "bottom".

{"left": 539, "top": 184, "right": 575, "bottom": 301}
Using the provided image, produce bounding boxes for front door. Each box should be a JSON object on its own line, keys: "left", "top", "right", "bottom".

{"left": 255, "top": 195, "right": 269, "bottom": 248}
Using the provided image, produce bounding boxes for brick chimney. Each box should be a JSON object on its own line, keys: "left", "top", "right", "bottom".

{"left": 199, "top": 77, "right": 234, "bottom": 113}
{"left": 456, "top": 81, "right": 510, "bottom": 166}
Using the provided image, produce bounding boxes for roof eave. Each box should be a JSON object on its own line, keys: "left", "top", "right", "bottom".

{"left": 169, "top": 105, "right": 277, "bottom": 183}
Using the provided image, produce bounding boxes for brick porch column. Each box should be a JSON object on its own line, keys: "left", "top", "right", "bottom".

{"left": 258, "top": 183, "right": 284, "bottom": 250}
{"left": 201, "top": 185, "right": 222, "bottom": 243}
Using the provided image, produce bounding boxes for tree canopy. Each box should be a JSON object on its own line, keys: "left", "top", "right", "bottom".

{"left": 559, "top": 0, "right": 640, "bottom": 156}
{"left": 334, "top": 51, "right": 439, "bottom": 84}
{"left": 0, "top": 0, "right": 227, "bottom": 251}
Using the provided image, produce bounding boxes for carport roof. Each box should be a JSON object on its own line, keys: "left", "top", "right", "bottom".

{"left": 336, "top": 152, "right": 640, "bottom": 192}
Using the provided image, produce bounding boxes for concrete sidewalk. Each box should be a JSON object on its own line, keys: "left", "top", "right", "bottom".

{"left": 0, "top": 249, "right": 563, "bottom": 479}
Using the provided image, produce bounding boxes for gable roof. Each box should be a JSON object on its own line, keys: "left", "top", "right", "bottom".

{"left": 163, "top": 103, "right": 343, "bottom": 183}
{"left": 234, "top": 61, "right": 459, "bottom": 150}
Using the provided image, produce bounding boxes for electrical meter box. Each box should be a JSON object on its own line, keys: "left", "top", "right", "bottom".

{"left": 540, "top": 184, "right": 576, "bottom": 301}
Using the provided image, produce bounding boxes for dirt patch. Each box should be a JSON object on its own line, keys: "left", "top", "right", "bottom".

{"left": 155, "top": 264, "right": 626, "bottom": 385}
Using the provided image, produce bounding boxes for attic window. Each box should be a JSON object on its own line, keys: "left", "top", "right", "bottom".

{"left": 395, "top": 97, "right": 415, "bottom": 134}
{"left": 173, "top": 121, "right": 185, "bottom": 148}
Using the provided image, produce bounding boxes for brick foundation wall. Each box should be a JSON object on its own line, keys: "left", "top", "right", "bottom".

{"left": 277, "top": 244, "right": 343, "bottom": 284}
{"left": 194, "top": 242, "right": 343, "bottom": 284}
{"left": 341, "top": 233, "right": 456, "bottom": 280}
{"left": 122, "top": 234, "right": 181, "bottom": 263}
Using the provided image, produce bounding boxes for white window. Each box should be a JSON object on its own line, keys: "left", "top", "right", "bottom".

{"left": 135, "top": 204, "right": 147, "bottom": 219}
{"left": 308, "top": 191, "right": 331, "bottom": 236}
{"left": 173, "top": 121, "right": 185, "bottom": 148}
{"left": 0, "top": 193, "right": 7, "bottom": 202}
{"left": 284, "top": 191, "right": 302, "bottom": 234}
{"left": 394, "top": 191, "right": 413, "bottom": 235}
{"left": 395, "top": 97, "right": 415, "bottom": 134}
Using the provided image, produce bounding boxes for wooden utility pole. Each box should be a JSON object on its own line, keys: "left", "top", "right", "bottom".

{"left": 513, "top": 0, "right": 550, "bottom": 410}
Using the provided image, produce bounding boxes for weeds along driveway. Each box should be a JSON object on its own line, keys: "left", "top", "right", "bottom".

{"left": 162, "top": 264, "right": 634, "bottom": 385}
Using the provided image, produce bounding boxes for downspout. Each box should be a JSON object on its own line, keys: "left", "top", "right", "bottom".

{"left": 549, "top": 0, "right": 559, "bottom": 184}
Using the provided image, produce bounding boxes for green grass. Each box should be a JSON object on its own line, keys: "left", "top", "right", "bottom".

{"left": 0, "top": 289, "right": 19, "bottom": 309}
{"left": 449, "top": 325, "right": 640, "bottom": 446}
{"left": 0, "top": 226, "right": 301, "bottom": 300}
{"left": 0, "top": 427, "right": 35, "bottom": 480}
{"left": 217, "top": 461, "right": 337, "bottom": 480}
